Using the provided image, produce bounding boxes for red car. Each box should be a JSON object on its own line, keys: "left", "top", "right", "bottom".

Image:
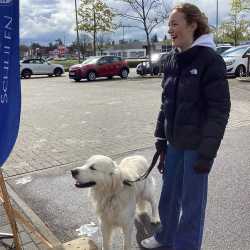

{"left": 69, "top": 56, "right": 129, "bottom": 82}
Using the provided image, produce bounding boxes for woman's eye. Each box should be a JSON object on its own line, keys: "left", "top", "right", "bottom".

{"left": 90, "top": 166, "right": 96, "bottom": 171}
{"left": 168, "top": 23, "right": 177, "bottom": 28}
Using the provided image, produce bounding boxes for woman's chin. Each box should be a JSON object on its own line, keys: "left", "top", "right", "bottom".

{"left": 172, "top": 41, "right": 179, "bottom": 48}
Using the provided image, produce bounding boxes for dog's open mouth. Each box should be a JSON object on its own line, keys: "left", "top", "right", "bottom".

{"left": 75, "top": 181, "right": 96, "bottom": 188}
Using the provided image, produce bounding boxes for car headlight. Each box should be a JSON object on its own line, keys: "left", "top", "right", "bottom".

{"left": 225, "top": 59, "right": 235, "bottom": 66}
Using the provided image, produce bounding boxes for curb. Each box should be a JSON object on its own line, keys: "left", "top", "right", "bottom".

{"left": 6, "top": 182, "right": 62, "bottom": 249}
{"left": 236, "top": 77, "right": 250, "bottom": 82}
{"left": 6, "top": 182, "right": 99, "bottom": 250}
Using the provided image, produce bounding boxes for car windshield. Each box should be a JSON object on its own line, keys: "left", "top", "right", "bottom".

{"left": 222, "top": 46, "right": 248, "bottom": 57}
{"left": 81, "top": 57, "right": 100, "bottom": 65}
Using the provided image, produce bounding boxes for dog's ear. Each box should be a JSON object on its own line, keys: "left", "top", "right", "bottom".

{"left": 112, "top": 161, "right": 118, "bottom": 168}
{"left": 110, "top": 167, "right": 123, "bottom": 191}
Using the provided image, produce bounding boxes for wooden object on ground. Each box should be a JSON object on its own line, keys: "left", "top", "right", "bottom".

{"left": 63, "top": 237, "right": 98, "bottom": 250}
{"left": 0, "top": 169, "right": 21, "bottom": 250}
{"left": 0, "top": 169, "right": 54, "bottom": 249}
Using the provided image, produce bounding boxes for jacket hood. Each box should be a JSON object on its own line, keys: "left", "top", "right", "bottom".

{"left": 192, "top": 33, "right": 216, "bottom": 50}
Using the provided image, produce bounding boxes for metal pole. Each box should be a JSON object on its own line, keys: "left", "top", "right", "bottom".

{"left": 216, "top": 0, "right": 219, "bottom": 45}
{"left": 123, "top": 26, "right": 125, "bottom": 43}
{"left": 122, "top": 26, "right": 125, "bottom": 58}
{"left": 74, "top": 0, "right": 81, "bottom": 63}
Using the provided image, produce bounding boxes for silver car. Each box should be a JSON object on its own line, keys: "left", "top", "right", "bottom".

{"left": 20, "top": 58, "right": 64, "bottom": 79}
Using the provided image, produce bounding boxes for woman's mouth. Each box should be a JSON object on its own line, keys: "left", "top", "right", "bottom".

{"left": 171, "top": 35, "right": 177, "bottom": 41}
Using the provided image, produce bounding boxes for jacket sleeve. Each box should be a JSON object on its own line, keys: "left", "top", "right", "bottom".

{"left": 198, "top": 55, "right": 231, "bottom": 162}
{"left": 154, "top": 76, "right": 167, "bottom": 139}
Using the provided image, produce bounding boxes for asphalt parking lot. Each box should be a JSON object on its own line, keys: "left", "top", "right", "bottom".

{"left": 2, "top": 72, "right": 250, "bottom": 249}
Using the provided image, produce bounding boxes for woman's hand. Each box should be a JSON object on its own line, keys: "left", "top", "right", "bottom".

{"left": 193, "top": 157, "right": 213, "bottom": 174}
{"left": 155, "top": 140, "right": 167, "bottom": 174}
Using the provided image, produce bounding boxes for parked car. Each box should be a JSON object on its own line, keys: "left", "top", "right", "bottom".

{"left": 20, "top": 58, "right": 64, "bottom": 79}
{"left": 222, "top": 45, "right": 250, "bottom": 77}
{"left": 136, "top": 52, "right": 168, "bottom": 76}
{"left": 69, "top": 56, "right": 129, "bottom": 82}
{"left": 215, "top": 45, "right": 233, "bottom": 55}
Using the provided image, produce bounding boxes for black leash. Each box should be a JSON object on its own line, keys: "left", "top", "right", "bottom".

{"left": 124, "top": 151, "right": 160, "bottom": 185}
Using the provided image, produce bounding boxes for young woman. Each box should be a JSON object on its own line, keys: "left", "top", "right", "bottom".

{"left": 141, "top": 3, "right": 231, "bottom": 250}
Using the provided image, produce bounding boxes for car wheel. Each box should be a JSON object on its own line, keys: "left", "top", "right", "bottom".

{"left": 120, "top": 69, "right": 128, "bottom": 79}
{"left": 74, "top": 78, "right": 81, "bottom": 82}
{"left": 153, "top": 67, "right": 160, "bottom": 75}
{"left": 54, "top": 68, "right": 63, "bottom": 77}
{"left": 235, "top": 65, "right": 246, "bottom": 77}
{"left": 22, "top": 69, "right": 32, "bottom": 79}
{"left": 87, "top": 71, "right": 96, "bottom": 81}
{"left": 108, "top": 76, "right": 113, "bottom": 80}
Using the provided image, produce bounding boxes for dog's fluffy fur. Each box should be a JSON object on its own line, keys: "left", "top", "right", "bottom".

{"left": 71, "top": 155, "right": 159, "bottom": 250}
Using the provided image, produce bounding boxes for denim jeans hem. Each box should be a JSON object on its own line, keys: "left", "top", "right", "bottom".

{"left": 154, "top": 233, "right": 174, "bottom": 248}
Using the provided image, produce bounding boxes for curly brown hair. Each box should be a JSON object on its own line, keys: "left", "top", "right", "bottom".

{"left": 173, "top": 3, "right": 210, "bottom": 40}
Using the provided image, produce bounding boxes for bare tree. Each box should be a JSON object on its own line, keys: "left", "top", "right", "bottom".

{"left": 96, "top": 34, "right": 112, "bottom": 55}
{"left": 115, "top": 0, "right": 170, "bottom": 73}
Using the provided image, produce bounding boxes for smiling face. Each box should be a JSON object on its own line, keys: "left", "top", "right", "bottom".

{"left": 168, "top": 9, "right": 197, "bottom": 51}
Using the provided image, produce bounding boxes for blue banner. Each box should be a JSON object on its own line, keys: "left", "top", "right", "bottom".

{"left": 0, "top": 0, "right": 21, "bottom": 167}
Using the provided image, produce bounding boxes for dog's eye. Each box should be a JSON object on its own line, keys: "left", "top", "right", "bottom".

{"left": 89, "top": 165, "right": 96, "bottom": 171}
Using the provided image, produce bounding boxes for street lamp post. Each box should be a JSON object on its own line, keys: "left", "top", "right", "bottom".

{"left": 74, "top": 0, "right": 81, "bottom": 63}
{"left": 216, "top": 0, "right": 219, "bottom": 45}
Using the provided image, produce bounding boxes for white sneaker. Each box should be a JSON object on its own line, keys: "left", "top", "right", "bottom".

{"left": 141, "top": 236, "right": 163, "bottom": 249}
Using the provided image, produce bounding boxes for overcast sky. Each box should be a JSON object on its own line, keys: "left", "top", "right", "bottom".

{"left": 20, "top": 0, "right": 231, "bottom": 45}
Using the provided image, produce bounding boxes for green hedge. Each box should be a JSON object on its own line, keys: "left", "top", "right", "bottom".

{"left": 51, "top": 59, "right": 79, "bottom": 72}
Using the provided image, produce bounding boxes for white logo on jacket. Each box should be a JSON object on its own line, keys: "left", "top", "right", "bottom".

{"left": 190, "top": 68, "right": 198, "bottom": 75}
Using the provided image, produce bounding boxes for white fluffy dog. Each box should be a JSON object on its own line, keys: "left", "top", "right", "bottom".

{"left": 71, "top": 155, "right": 159, "bottom": 250}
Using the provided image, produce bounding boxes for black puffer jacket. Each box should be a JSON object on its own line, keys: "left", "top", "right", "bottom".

{"left": 155, "top": 45, "right": 231, "bottom": 164}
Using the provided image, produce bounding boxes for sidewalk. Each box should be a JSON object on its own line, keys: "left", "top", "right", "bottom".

{"left": 0, "top": 177, "right": 63, "bottom": 250}
{"left": 1, "top": 129, "right": 250, "bottom": 250}
{"left": 0, "top": 202, "right": 47, "bottom": 250}
{"left": 1, "top": 182, "right": 98, "bottom": 250}
{"left": 0, "top": 147, "right": 156, "bottom": 250}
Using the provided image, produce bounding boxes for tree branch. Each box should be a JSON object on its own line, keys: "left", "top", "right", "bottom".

{"left": 145, "top": 0, "right": 158, "bottom": 19}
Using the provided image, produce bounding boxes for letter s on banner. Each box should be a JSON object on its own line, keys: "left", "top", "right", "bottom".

{"left": 0, "top": 0, "right": 21, "bottom": 167}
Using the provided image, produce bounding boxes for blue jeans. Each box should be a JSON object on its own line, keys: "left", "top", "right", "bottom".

{"left": 154, "top": 144, "right": 209, "bottom": 250}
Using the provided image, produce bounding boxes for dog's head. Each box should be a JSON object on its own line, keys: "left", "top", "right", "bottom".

{"left": 71, "top": 155, "right": 127, "bottom": 189}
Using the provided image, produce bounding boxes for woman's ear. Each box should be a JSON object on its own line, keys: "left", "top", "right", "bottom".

{"left": 191, "top": 22, "right": 197, "bottom": 32}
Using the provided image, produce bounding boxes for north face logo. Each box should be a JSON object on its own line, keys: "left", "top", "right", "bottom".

{"left": 190, "top": 68, "right": 198, "bottom": 75}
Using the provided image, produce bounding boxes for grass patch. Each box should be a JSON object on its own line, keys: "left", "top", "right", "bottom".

{"left": 51, "top": 59, "right": 79, "bottom": 72}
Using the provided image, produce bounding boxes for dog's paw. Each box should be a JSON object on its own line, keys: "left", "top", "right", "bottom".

{"left": 150, "top": 216, "right": 160, "bottom": 224}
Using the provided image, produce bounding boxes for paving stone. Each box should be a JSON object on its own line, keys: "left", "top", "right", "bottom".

{"left": 22, "top": 242, "right": 39, "bottom": 250}
{"left": 19, "top": 231, "right": 32, "bottom": 245}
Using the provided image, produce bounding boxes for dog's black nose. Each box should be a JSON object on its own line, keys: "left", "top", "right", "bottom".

{"left": 71, "top": 169, "right": 79, "bottom": 177}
